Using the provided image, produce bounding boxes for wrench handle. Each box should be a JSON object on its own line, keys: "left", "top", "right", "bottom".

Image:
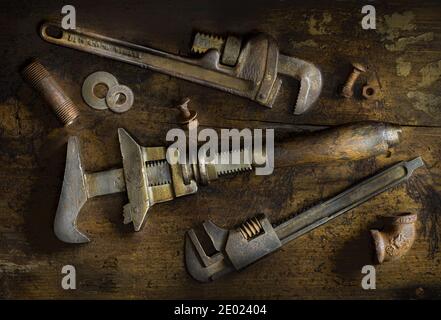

{"left": 276, "top": 157, "right": 424, "bottom": 244}
{"left": 274, "top": 122, "right": 401, "bottom": 167}
{"left": 39, "top": 22, "right": 252, "bottom": 101}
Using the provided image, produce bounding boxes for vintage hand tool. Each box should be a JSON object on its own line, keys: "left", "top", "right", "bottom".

{"left": 55, "top": 122, "right": 400, "bottom": 243}
{"left": 185, "top": 157, "right": 424, "bottom": 282}
{"left": 56, "top": 128, "right": 198, "bottom": 243}
{"left": 39, "top": 21, "right": 322, "bottom": 115}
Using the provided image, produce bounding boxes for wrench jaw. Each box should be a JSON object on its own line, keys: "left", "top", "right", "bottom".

{"left": 118, "top": 129, "right": 199, "bottom": 231}
{"left": 118, "top": 128, "right": 153, "bottom": 232}
{"left": 185, "top": 232, "right": 233, "bottom": 283}
{"left": 185, "top": 221, "right": 235, "bottom": 282}
{"left": 278, "top": 55, "right": 323, "bottom": 115}
{"left": 234, "top": 34, "right": 280, "bottom": 108}
{"left": 54, "top": 136, "right": 90, "bottom": 244}
{"left": 184, "top": 216, "right": 283, "bottom": 282}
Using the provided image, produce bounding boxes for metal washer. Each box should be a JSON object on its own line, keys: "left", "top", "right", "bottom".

{"left": 106, "top": 84, "right": 134, "bottom": 113}
{"left": 82, "top": 71, "right": 119, "bottom": 110}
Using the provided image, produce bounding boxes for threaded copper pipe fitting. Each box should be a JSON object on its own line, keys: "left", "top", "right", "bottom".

{"left": 22, "top": 60, "right": 80, "bottom": 126}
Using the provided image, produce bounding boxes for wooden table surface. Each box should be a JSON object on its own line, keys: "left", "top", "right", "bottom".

{"left": 1, "top": 0, "right": 440, "bottom": 299}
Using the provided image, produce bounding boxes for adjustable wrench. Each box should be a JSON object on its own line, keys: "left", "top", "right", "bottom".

{"left": 55, "top": 122, "right": 400, "bottom": 243}
{"left": 39, "top": 21, "right": 322, "bottom": 114}
{"left": 185, "top": 157, "right": 424, "bottom": 282}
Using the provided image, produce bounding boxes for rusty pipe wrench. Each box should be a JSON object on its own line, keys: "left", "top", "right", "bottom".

{"left": 185, "top": 157, "right": 424, "bottom": 282}
{"left": 39, "top": 21, "right": 322, "bottom": 114}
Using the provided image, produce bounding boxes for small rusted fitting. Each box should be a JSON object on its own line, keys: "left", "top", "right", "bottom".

{"left": 341, "top": 62, "right": 366, "bottom": 98}
{"left": 176, "top": 97, "right": 197, "bottom": 124}
{"left": 371, "top": 213, "right": 417, "bottom": 263}
{"left": 362, "top": 84, "right": 377, "bottom": 100}
{"left": 22, "top": 60, "right": 80, "bottom": 126}
{"left": 361, "top": 78, "right": 382, "bottom": 101}
{"left": 176, "top": 97, "right": 198, "bottom": 133}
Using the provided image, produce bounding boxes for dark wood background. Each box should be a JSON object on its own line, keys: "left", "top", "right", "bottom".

{"left": 0, "top": 0, "right": 440, "bottom": 299}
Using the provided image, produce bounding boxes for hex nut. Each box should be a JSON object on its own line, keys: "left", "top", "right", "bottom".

{"left": 362, "top": 85, "right": 376, "bottom": 99}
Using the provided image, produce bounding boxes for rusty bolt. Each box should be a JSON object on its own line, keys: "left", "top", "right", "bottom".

{"left": 22, "top": 60, "right": 80, "bottom": 126}
{"left": 341, "top": 62, "right": 366, "bottom": 98}
{"left": 176, "top": 97, "right": 197, "bottom": 124}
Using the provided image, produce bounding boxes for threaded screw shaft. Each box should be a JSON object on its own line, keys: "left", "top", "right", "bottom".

{"left": 22, "top": 60, "right": 80, "bottom": 126}
{"left": 191, "top": 32, "right": 225, "bottom": 54}
{"left": 341, "top": 63, "right": 366, "bottom": 98}
{"left": 214, "top": 149, "right": 253, "bottom": 176}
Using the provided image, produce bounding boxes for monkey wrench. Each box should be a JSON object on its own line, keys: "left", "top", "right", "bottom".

{"left": 55, "top": 122, "right": 401, "bottom": 244}
{"left": 55, "top": 128, "right": 199, "bottom": 243}
{"left": 40, "top": 21, "right": 322, "bottom": 114}
{"left": 185, "top": 157, "right": 424, "bottom": 282}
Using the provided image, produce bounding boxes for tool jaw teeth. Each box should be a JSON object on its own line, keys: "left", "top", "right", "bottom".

{"left": 277, "top": 54, "right": 323, "bottom": 115}
{"left": 191, "top": 32, "right": 225, "bottom": 54}
{"left": 216, "top": 164, "right": 253, "bottom": 176}
{"left": 213, "top": 149, "right": 253, "bottom": 177}
{"left": 145, "top": 160, "right": 172, "bottom": 186}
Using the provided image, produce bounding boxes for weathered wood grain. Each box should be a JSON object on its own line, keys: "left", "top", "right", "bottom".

{"left": 0, "top": 0, "right": 440, "bottom": 299}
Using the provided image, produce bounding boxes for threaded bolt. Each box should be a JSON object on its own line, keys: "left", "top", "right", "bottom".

{"left": 176, "top": 97, "right": 197, "bottom": 124}
{"left": 216, "top": 164, "right": 253, "bottom": 176}
{"left": 22, "top": 60, "right": 80, "bottom": 126}
{"left": 341, "top": 63, "right": 366, "bottom": 98}
{"left": 177, "top": 97, "right": 191, "bottom": 118}
{"left": 214, "top": 149, "right": 253, "bottom": 176}
{"left": 191, "top": 32, "right": 225, "bottom": 54}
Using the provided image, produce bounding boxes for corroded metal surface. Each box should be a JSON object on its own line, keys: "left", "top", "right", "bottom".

{"left": 22, "top": 60, "right": 80, "bottom": 125}
{"left": 371, "top": 213, "right": 418, "bottom": 263}
{"left": 185, "top": 157, "right": 424, "bottom": 282}
{"left": 39, "top": 21, "right": 322, "bottom": 114}
{"left": 55, "top": 122, "right": 400, "bottom": 243}
{"left": 2, "top": 0, "right": 441, "bottom": 299}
